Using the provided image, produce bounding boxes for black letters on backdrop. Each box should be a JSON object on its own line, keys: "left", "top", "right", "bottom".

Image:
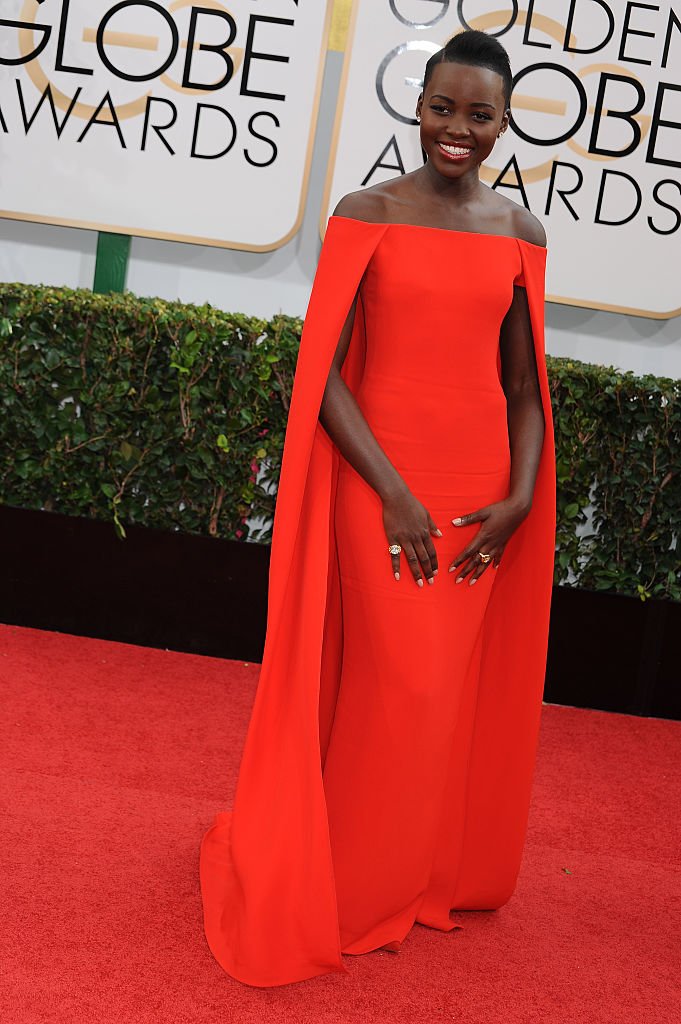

{"left": 358, "top": 0, "right": 681, "bottom": 235}
{"left": 0, "top": 3, "right": 291, "bottom": 168}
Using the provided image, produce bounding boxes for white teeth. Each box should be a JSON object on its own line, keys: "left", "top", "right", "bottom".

{"left": 439, "top": 144, "right": 472, "bottom": 156}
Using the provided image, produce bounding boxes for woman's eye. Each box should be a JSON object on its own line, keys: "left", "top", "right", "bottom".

{"left": 473, "top": 112, "right": 492, "bottom": 121}
{"left": 430, "top": 105, "right": 450, "bottom": 115}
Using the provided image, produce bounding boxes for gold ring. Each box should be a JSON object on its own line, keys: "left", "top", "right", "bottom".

{"left": 478, "top": 551, "right": 492, "bottom": 563}
{"left": 388, "top": 543, "right": 402, "bottom": 556}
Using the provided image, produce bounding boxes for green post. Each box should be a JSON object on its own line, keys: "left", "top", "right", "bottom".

{"left": 93, "top": 232, "right": 131, "bottom": 294}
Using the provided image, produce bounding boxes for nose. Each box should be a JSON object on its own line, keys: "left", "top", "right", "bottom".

{"left": 445, "top": 121, "right": 471, "bottom": 138}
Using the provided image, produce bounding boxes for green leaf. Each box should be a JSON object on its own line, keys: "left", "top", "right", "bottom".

{"left": 1, "top": 286, "right": 678, "bottom": 595}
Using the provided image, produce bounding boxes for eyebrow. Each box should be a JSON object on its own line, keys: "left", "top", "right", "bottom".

{"left": 431, "top": 94, "right": 496, "bottom": 109}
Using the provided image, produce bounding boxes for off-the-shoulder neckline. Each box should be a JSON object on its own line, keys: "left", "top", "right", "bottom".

{"left": 329, "top": 214, "right": 547, "bottom": 251}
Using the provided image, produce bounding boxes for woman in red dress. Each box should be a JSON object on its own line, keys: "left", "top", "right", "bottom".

{"left": 200, "top": 30, "right": 556, "bottom": 987}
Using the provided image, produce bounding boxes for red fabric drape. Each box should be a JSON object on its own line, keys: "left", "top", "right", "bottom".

{"left": 199, "top": 217, "right": 555, "bottom": 987}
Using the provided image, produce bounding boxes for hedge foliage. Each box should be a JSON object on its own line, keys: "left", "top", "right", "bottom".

{"left": 0, "top": 286, "right": 303, "bottom": 543}
{"left": 1, "top": 284, "right": 679, "bottom": 602}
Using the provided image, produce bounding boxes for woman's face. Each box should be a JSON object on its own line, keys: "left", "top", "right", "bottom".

{"left": 416, "top": 61, "right": 510, "bottom": 177}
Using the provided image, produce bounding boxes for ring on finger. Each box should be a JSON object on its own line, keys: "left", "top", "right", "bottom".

{"left": 478, "top": 551, "right": 492, "bottom": 564}
{"left": 388, "top": 543, "right": 402, "bottom": 556}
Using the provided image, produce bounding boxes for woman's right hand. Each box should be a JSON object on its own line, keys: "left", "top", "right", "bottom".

{"left": 382, "top": 489, "right": 442, "bottom": 586}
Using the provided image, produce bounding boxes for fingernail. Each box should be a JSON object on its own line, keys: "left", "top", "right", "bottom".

{"left": 433, "top": 568, "right": 438, "bottom": 575}
{"left": 417, "top": 579, "right": 423, "bottom": 588}
{"left": 448, "top": 566, "right": 456, "bottom": 573}
{"left": 435, "top": 529, "right": 443, "bottom": 537}
{"left": 428, "top": 577, "right": 434, "bottom": 585}
{"left": 394, "top": 572, "right": 400, "bottom": 581}
{"left": 469, "top": 578, "right": 477, "bottom": 586}
{"left": 456, "top": 576, "right": 464, "bottom": 584}
{"left": 452, "top": 517, "right": 463, "bottom": 526}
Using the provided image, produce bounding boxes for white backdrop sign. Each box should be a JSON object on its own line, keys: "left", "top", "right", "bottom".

{"left": 0, "top": 0, "right": 331, "bottom": 250}
{"left": 323, "top": 1, "right": 681, "bottom": 318}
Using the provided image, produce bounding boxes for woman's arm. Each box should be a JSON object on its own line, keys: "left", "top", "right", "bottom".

{"left": 500, "top": 284, "right": 546, "bottom": 516}
{"left": 318, "top": 296, "right": 442, "bottom": 587}
{"left": 448, "top": 283, "right": 545, "bottom": 584}
{"left": 319, "top": 296, "right": 407, "bottom": 506}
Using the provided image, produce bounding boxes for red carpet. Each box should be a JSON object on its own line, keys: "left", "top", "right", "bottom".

{"left": 1, "top": 623, "right": 679, "bottom": 1024}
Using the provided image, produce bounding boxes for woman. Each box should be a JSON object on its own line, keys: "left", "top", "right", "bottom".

{"left": 200, "top": 30, "right": 556, "bottom": 988}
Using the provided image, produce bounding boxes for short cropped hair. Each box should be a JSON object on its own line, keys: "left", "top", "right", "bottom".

{"left": 423, "top": 30, "right": 513, "bottom": 107}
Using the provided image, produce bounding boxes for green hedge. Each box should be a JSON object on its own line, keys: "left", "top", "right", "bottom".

{"left": 1, "top": 284, "right": 679, "bottom": 602}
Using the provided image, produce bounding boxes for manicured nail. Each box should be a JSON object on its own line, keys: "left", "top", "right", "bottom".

{"left": 417, "top": 579, "right": 423, "bottom": 588}
{"left": 435, "top": 529, "right": 443, "bottom": 537}
{"left": 394, "top": 572, "right": 400, "bottom": 581}
{"left": 433, "top": 568, "right": 438, "bottom": 575}
{"left": 428, "top": 577, "right": 434, "bottom": 585}
{"left": 456, "top": 576, "right": 464, "bottom": 584}
{"left": 452, "top": 517, "right": 463, "bottom": 526}
{"left": 448, "top": 565, "right": 456, "bottom": 573}
{"left": 469, "top": 578, "right": 477, "bottom": 586}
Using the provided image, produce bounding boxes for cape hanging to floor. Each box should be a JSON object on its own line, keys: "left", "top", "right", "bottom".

{"left": 199, "top": 216, "right": 556, "bottom": 988}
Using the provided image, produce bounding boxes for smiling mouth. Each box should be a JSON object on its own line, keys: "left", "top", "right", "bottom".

{"left": 437, "top": 142, "right": 473, "bottom": 160}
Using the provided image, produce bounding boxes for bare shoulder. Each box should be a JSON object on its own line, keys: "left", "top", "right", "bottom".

{"left": 482, "top": 186, "right": 547, "bottom": 246}
{"left": 332, "top": 189, "right": 385, "bottom": 223}
{"left": 510, "top": 205, "right": 547, "bottom": 247}
{"left": 332, "top": 179, "right": 403, "bottom": 224}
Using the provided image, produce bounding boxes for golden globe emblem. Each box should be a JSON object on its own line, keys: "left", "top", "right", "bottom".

{"left": 17, "top": 0, "right": 244, "bottom": 123}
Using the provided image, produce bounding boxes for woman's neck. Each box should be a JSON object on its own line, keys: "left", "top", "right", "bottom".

{"left": 416, "top": 162, "right": 483, "bottom": 204}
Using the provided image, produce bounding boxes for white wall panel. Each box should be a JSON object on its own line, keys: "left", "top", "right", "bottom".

{"left": 0, "top": 218, "right": 97, "bottom": 289}
{"left": 1, "top": 51, "right": 680, "bottom": 377}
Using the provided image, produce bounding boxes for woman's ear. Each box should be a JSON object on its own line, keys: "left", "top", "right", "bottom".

{"left": 498, "top": 107, "right": 511, "bottom": 137}
{"left": 415, "top": 93, "right": 423, "bottom": 122}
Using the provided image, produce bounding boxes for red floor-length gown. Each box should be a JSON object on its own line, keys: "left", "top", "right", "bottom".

{"left": 199, "top": 216, "right": 556, "bottom": 986}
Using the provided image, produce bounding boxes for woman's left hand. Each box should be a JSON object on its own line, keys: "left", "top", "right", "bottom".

{"left": 448, "top": 497, "right": 530, "bottom": 585}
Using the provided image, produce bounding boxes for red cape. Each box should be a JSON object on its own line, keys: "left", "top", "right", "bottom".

{"left": 200, "top": 216, "right": 556, "bottom": 987}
